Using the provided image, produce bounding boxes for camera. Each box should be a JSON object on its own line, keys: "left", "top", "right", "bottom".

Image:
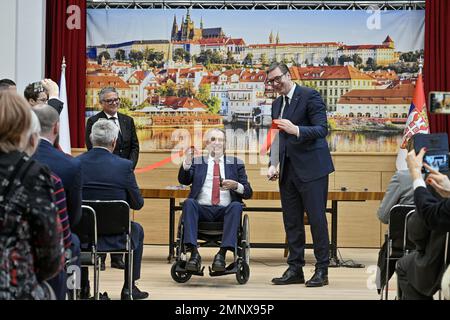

{"left": 413, "top": 133, "right": 449, "bottom": 173}
{"left": 32, "top": 81, "right": 44, "bottom": 93}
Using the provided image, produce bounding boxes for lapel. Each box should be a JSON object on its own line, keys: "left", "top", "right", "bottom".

{"left": 198, "top": 156, "right": 209, "bottom": 187}
{"left": 283, "top": 84, "right": 301, "bottom": 120}
{"left": 224, "top": 156, "right": 234, "bottom": 179}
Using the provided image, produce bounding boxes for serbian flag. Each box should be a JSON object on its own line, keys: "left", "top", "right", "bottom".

{"left": 59, "top": 59, "right": 72, "bottom": 154}
{"left": 395, "top": 72, "right": 429, "bottom": 170}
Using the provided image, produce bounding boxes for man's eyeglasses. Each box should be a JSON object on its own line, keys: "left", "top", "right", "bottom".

{"left": 102, "top": 98, "right": 121, "bottom": 105}
{"left": 36, "top": 98, "right": 48, "bottom": 103}
{"left": 266, "top": 72, "right": 287, "bottom": 86}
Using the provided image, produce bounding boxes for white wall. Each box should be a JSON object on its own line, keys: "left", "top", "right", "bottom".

{"left": 0, "top": 0, "right": 46, "bottom": 93}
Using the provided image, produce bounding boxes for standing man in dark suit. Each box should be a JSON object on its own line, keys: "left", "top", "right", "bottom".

{"left": 78, "top": 119, "right": 148, "bottom": 300}
{"left": 267, "top": 63, "right": 334, "bottom": 287}
{"left": 179, "top": 128, "right": 253, "bottom": 272}
{"left": 85, "top": 86, "right": 140, "bottom": 269}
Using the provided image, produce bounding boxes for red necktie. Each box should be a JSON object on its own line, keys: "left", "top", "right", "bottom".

{"left": 211, "top": 160, "right": 220, "bottom": 205}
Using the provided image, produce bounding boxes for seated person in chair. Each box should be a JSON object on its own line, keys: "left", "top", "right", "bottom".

{"left": 179, "top": 128, "right": 252, "bottom": 272}
{"left": 395, "top": 148, "right": 450, "bottom": 300}
{"left": 77, "top": 119, "right": 148, "bottom": 300}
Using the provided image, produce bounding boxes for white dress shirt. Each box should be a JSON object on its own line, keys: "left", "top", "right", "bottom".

{"left": 279, "top": 84, "right": 300, "bottom": 138}
{"left": 183, "top": 155, "right": 244, "bottom": 206}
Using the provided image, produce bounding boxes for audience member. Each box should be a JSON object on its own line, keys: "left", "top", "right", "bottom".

{"left": 78, "top": 119, "right": 148, "bottom": 300}
{"left": 375, "top": 138, "right": 416, "bottom": 292}
{"left": 0, "top": 79, "right": 16, "bottom": 92}
{"left": 24, "top": 79, "right": 63, "bottom": 114}
{"left": 178, "top": 128, "right": 253, "bottom": 273}
{"left": 32, "top": 104, "right": 82, "bottom": 229}
{"left": 395, "top": 148, "right": 450, "bottom": 300}
{"left": 0, "top": 91, "right": 63, "bottom": 300}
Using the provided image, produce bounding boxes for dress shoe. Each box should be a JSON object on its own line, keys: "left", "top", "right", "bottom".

{"left": 305, "top": 268, "right": 329, "bottom": 287}
{"left": 272, "top": 268, "right": 305, "bottom": 285}
{"left": 212, "top": 253, "right": 226, "bottom": 272}
{"left": 121, "top": 285, "right": 149, "bottom": 300}
{"left": 186, "top": 252, "right": 202, "bottom": 272}
{"left": 111, "top": 259, "right": 125, "bottom": 270}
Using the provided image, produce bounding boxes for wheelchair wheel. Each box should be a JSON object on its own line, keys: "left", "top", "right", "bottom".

{"left": 242, "top": 214, "right": 250, "bottom": 266}
{"left": 171, "top": 261, "right": 192, "bottom": 283}
{"left": 236, "top": 260, "right": 250, "bottom": 285}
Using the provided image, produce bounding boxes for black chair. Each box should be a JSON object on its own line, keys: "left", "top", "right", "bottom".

{"left": 72, "top": 205, "right": 99, "bottom": 300}
{"left": 171, "top": 202, "right": 250, "bottom": 285}
{"left": 82, "top": 200, "right": 133, "bottom": 299}
{"left": 382, "top": 204, "right": 416, "bottom": 300}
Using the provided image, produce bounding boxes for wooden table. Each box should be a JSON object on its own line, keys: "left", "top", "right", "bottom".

{"left": 141, "top": 188, "right": 384, "bottom": 266}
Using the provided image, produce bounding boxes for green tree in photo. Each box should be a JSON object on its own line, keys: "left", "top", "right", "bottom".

{"left": 115, "top": 49, "right": 126, "bottom": 61}
{"left": 97, "top": 51, "right": 111, "bottom": 64}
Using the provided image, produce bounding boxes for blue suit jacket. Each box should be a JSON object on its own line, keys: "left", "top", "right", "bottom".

{"left": 178, "top": 155, "right": 253, "bottom": 202}
{"left": 77, "top": 148, "right": 144, "bottom": 251}
{"left": 32, "top": 139, "right": 82, "bottom": 228}
{"left": 270, "top": 85, "right": 334, "bottom": 182}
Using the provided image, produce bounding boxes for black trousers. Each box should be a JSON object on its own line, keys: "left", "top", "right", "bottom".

{"left": 279, "top": 158, "right": 330, "bottom": 270}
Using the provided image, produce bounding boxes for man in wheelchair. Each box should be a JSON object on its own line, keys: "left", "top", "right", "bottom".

{"left": 178, "top": 128, "right": 253, "bottom": 273}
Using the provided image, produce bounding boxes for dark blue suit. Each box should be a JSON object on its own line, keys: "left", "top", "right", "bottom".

{"left": 33, "top": 139, "right": 82, "bottom": 228}
{"left": 77, "top": 148, "right": 144, "bottom": 285}
{"left": 270, "top": 85, "right": 334, "bottom": 270}
{"left": 178, "top": 156, "right": 252, "bottom": 248}
{"left": 32, "top": 139, "right": 82, "bottom": 298}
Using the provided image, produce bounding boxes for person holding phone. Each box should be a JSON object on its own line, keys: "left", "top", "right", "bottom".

{"left": 267, "top": 62, "right": 334, "bottom": 287}
{"left": 178, "top": 128, "right": 253, "bottom": 273}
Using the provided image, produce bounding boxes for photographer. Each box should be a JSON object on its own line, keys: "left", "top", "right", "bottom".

{"left": 395, "top": 148, "right": 450, "bottom": 299}
{"left": 24, "top": 79, "right": 63, "bottom": 114}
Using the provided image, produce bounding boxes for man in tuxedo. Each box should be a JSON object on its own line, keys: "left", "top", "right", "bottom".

{"left": 85, "top": 87, "right": 140, "bottom": 270}
{"left": 267, "top": 63, "right": 334, "bottom": 287}
{"left": 24, "top": 79, "right": 64, "bottom": 114}
{"left": 78, "top": 119, "right": 148, "bottom": 300}
{"left": 395, "top": 148, "right": 450, "bottom": 299}
{"left": 178, "top": 128, "right": 253, "bottom": 272}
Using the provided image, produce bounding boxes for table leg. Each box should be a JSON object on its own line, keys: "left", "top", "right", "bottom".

{"left": 329, "top": 200, "right": 340, "bottom": 267}
{"left": 167, "top": 198, "right": 175, "bottom": 263}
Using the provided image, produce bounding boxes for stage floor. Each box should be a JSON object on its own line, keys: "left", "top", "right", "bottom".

{"left": 91, "top": 246, "right": 393, "bottom": 300}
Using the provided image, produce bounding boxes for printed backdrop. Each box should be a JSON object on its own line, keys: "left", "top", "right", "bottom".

{"left": 86, "top": 8, "right": 425, "bottom": 153}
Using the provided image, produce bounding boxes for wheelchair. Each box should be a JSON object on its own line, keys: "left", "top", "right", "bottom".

{"left": 170, "top": 207, "right": 250, "bottom": 285}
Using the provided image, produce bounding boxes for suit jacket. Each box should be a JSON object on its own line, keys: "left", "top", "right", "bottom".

{"left": 77, "top": 148, "right": 144, "bottom": 211}
{"left": 48, "top": 98, "right": 63, "bottom": 114}
{"left": 377, "top": 170, "right": 414, "bottom": 224}
{"left": 32, "top": 140, "right": 82, "bottom": 228}
{"left": 85, "top": 111, "right": 140, "bottom": 168}
{"left": 405, "top": 186, "right": 450, "bottom": 296}
{"left": 77, "top": 148, "right": 144, "bottom": 251}
{"left": 178, "top": 155, "right": 253, "bottom": 202}
{"left": 269, "top": 85, "right": 334, "bottom": 182}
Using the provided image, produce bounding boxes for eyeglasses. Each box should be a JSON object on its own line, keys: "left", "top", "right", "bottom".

{"left": 266, "top": 72, "right": 287, "bottom": 86}
{"left": 102, "top": 98, "right": 121, "bottom": 105}
{"left": 36, "top": 98, "right": 48, "bottom": 103}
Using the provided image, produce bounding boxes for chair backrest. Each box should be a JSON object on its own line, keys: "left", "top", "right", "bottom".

{"left": 72, "top": 205, "right": 97, "bottom": 246}
{"left": 82, "top": 200, "right": 130, "bottom": 237}
{"left": 388, "top": 204, "right": 416, "bottom": 254}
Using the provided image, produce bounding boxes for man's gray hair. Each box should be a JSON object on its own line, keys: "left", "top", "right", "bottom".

{"left": 98, "top": 87, "right": 118, "bottom": 102}
{"left": 32, "top": 104, "right": 59, "bottom": 134}
{"left": 268, "top": 62, "right": 290, "bottom": 75}
{"left": 90, "top": 118, "right": 119, "bottom": 147}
